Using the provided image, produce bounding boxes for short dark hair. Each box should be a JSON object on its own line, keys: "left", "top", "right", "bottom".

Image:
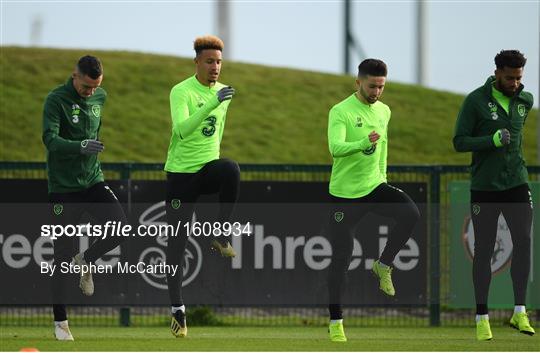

{"left": 77, "top": 55, "right": 103, "bottom": 79}
{"left": 194, "top": 35, "right": 224, "bottom": 56}
{"left": 358, "top": 59, "right": 387, "bottom": 77}
{"left": 494, "top": 50, "right": 526, "bottom": 69}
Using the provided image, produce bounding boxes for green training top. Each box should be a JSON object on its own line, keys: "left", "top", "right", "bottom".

{"left": 453, "top": 76, "right": 533, "bottom": 191}
{"left": 42, "top": 77, "right": 105, "bottom": 193}
{"left": 328, "top": 93, "right": 391, "bottom": 198}
{"left": 164, "top": 75, "right": 232, "bottom": 173}
{"left": 492, "top": 86, "right": 510, "bottom": 114}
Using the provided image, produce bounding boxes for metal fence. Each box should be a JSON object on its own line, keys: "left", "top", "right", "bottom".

{"left": 1, "top": 162, "right": 539, "bottom": 327}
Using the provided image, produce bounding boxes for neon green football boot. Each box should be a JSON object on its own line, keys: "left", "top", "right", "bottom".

{"left": 372, "top": 260, "right": 395, "bottom": 296}
{"left": 510, "top": 312, "right": 535, "bottom": 336}
{"left": 476, "top": 318, "right": 493, "bottom": 341}
{"left": 328, "top": 321, "right": 347, "bottom": 342}
{"left": 211, "top": 239, "right": 236, "bottom": 257}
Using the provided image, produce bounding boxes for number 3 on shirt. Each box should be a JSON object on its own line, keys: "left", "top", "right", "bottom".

{"left": 202, "top": 116, "right": 216, "bottom": 137}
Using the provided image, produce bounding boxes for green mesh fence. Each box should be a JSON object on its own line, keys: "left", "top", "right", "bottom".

{"left": 0, "top": 162, "right": 539, "bottom": 327}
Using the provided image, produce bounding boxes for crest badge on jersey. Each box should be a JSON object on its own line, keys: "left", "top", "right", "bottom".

{"left": 53, "top": 204, "right": 63, "bottom": 216}
{"left": 171, "top": 199, "right": 181, "bottom": 210}
{"left": 91, "top": 105, "right": 101, "bottom": 118}
{"left": 517, "top": 104, "right": 526, "bottom": 117}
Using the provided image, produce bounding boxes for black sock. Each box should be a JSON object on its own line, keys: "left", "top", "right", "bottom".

{"left": 476, "top": 304, "right": 488, "bottom": 315}
{"left": 329, "top": 304, "right": 343, "bottom": 320}
{"left": 53, "top": 304, "right": 67, "bottom": 322}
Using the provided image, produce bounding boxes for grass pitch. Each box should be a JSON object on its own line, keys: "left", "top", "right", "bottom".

{"left": 1, "top": 325, "right": 538, "bottom": 351}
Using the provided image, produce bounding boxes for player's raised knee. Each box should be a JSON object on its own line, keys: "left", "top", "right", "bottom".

{"left": 219, "top": 158, "right": 240, "bottom": 180}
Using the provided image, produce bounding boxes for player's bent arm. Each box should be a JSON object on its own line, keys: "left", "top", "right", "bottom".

{"left": 42, "top": 96, "right": 82, "bottom": 154}
{"left": 328, "top": 110, "right": 372, "bottom": 158}
{"left": 218, "top": 105, "right": 229, "bottom": 144}
{"left": 378, "top": 108, "right": 390, "bottom": 181}
{"left": 452, "top": 97, "right": 495, "bottom": 152}
{"left": 170, "top": 88, "right": 220, "bottom": 139}
{"left": 453, "top": 134, "right": 495, "bottom": 152}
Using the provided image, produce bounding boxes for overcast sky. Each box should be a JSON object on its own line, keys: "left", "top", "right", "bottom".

{"left": 1, "top": 1, "right": 539, "bottom": 105}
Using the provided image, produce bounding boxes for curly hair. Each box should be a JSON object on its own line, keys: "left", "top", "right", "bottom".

{"left": 194, "top": 35, "right": 224, "bottom": 56}
{"left": 494, "top": 50, "right": 527, "bottom": 69}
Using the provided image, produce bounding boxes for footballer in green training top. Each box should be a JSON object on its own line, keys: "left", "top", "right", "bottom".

{"left": 326, "top": 59, "right": 420, "bottom": 342}
{"left": 164, "top": 35, "right": 240, "bottom": 339}
{"left": 42, "top": 55, "right": 129, "bottom": 341}
{"left": 453, "top": 50, "right": 535, "bottom": 341}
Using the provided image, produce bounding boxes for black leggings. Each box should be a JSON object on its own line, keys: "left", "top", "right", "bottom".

{"left": 327, "top": 183, "right": 420, "bottom": 320}
{"left": 166, "top": 158, "right": 240, "bottom": 306}
{"left": 471, "top": 184, "right": 533, "bottom": 315}
{"left": 48, "top": 182, "right": 128, "bottom": 321}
